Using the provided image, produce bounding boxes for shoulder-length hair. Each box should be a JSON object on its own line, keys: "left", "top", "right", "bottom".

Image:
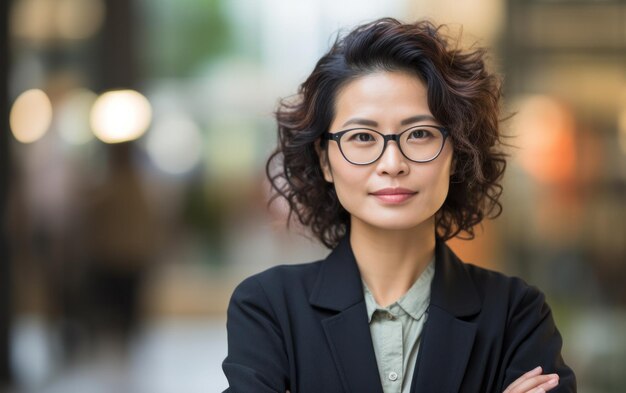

{"left": 266, "top": 17, "right": 507, "bottom": 249}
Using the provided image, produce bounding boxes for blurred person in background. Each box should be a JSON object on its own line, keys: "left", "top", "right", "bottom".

{"left": 222, "top": 18, "right": 576, "bottom": 392}
{"left": 82, "top": 143, "right": 158, "bottom": 343}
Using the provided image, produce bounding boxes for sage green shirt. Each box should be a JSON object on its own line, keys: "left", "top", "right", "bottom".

{"left": 362, "top": 258, "right": 435, "bottom": 393}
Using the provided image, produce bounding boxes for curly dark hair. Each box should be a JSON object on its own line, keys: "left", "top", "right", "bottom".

{"left": 266, "top": 17, "right": 507, "bottom": 249}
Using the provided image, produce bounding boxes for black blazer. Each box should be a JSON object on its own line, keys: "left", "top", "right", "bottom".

{"left": 222, "top": 236, "right": 576, "bottom": 392}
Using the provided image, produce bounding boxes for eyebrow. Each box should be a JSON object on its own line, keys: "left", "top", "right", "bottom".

{"left": 341, "top": 114, "right": 437, "bottom": 128}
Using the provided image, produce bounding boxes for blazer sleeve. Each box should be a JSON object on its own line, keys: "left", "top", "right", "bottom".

{"left": 222, "top": 276, "right": 289, "bottom": 393}
{"left": 500, "top": 284, "right": 577, "bottom": 392}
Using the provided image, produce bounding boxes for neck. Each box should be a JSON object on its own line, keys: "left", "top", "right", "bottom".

{"left": 350, "top": 217, "right": 436, "bottom": 307}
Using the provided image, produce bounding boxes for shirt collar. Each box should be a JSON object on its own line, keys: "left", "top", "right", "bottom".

{"left": 362, "top": 257, "right": 435, "bottom": 323}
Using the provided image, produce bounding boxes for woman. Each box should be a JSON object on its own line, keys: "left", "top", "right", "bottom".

{"left": 222, "top": 18, "right": 576, "bottom": 393}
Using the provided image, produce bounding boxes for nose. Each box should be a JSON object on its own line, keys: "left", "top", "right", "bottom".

{"left": 376, "top": 140, "right": 409, "bottom": 177}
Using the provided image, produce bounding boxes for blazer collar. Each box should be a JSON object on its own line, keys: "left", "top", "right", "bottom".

{"left": 309, "top": 234, "right": 364, "bottom": 311}
{"left": 309, "top": 234, "right": 482, "bottom": 318}
{"left": 430, "top": 238, "right": 482, "bottom": 317}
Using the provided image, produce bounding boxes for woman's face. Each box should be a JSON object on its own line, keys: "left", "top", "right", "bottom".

{"left": 319, "top": 71, "right": 453, "bottom": 233}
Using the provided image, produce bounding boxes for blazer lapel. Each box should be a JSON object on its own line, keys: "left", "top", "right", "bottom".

{"left": 410, "top": 240, "right": 482, "bottom": 393}
{"left": 310, "top": 236, "right": 383, "bottom": 393}
{"left": 410, "top": 306, "right": 477, "bottom": 392}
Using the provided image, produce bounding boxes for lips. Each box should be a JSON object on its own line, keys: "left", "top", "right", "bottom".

{"left": 370, "top": 187, "right": 417, "bottom": 204}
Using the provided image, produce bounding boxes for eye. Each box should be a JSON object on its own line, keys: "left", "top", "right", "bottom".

{"left": 356, "top": 133, "right": 374, "bottom": 142}
{"left": 346, "top": 131, "right": 376, "bottom": 143}
{"left": 407, "top": 128, "right": 433, "bottom": 140}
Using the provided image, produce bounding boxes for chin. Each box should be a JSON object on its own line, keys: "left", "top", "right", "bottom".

{"left": 353, "top": 214, "right": 435, "bottom": 233}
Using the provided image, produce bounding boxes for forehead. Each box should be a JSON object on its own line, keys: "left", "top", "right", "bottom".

{"left": 332, "top": 71, "right": 431, "bottom": 126}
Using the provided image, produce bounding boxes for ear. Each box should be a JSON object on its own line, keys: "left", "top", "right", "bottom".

{"left": 314, "top": 140, "right": 334, "bottom": 183}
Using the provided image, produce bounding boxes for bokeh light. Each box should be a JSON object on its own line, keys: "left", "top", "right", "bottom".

{"left": 11, "top": 0, "right": 106, "bottom": 42}
{"left": 10, "top": 0, "right": 55, "bottom": 43}
{"left": 56, "top": 88, "right": 97, "bottom": 145}
{"left": 90, "top": 89, "right": 152, "bottom": 144}
{"left": 56, "top": 0, "right": 105, "bottom": 40}
{"left": 513, "top": 95, "right": 577, "bottom": 184}
{"left": 10, "top": 88, "right": 53, "bottom": 144}
{"left": 146, "top": 114, "right": 203, "bottom": 175}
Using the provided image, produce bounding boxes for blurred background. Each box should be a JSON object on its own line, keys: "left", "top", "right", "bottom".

{"left": 1, "top": 0, "right": 625, "bottom": 392}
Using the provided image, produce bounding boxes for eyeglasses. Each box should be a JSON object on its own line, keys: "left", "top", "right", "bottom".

{"left": 323, "top": 125, "right": 449, "bottom": 165}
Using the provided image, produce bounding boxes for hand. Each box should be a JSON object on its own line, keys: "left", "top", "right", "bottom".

{"left": 503, "top": 366, "right": 559, "bottom": 393}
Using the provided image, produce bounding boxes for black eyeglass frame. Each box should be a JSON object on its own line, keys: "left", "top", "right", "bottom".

{"left": 323, "top": 125, "right": 450, "bottom": 165}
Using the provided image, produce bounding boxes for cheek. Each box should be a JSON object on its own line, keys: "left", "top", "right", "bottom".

{"left": 416, "top": 145, "right": 453, "bottom": 199}
{"left": 327, "top": 153, "right": 368, "bottom": 203}
{"left": 430, "top": 152, "right": 453, "bottom": 204}
{"left": 435, "top": 173, "right": 451, "bottom": 204}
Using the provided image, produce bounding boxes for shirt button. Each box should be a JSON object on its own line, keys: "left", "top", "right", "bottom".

{"left": 388, "top": 371, "right": 398, "bottom": 381}
{"left": 386, "top": 312, "right": 395, "bottom": 320}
